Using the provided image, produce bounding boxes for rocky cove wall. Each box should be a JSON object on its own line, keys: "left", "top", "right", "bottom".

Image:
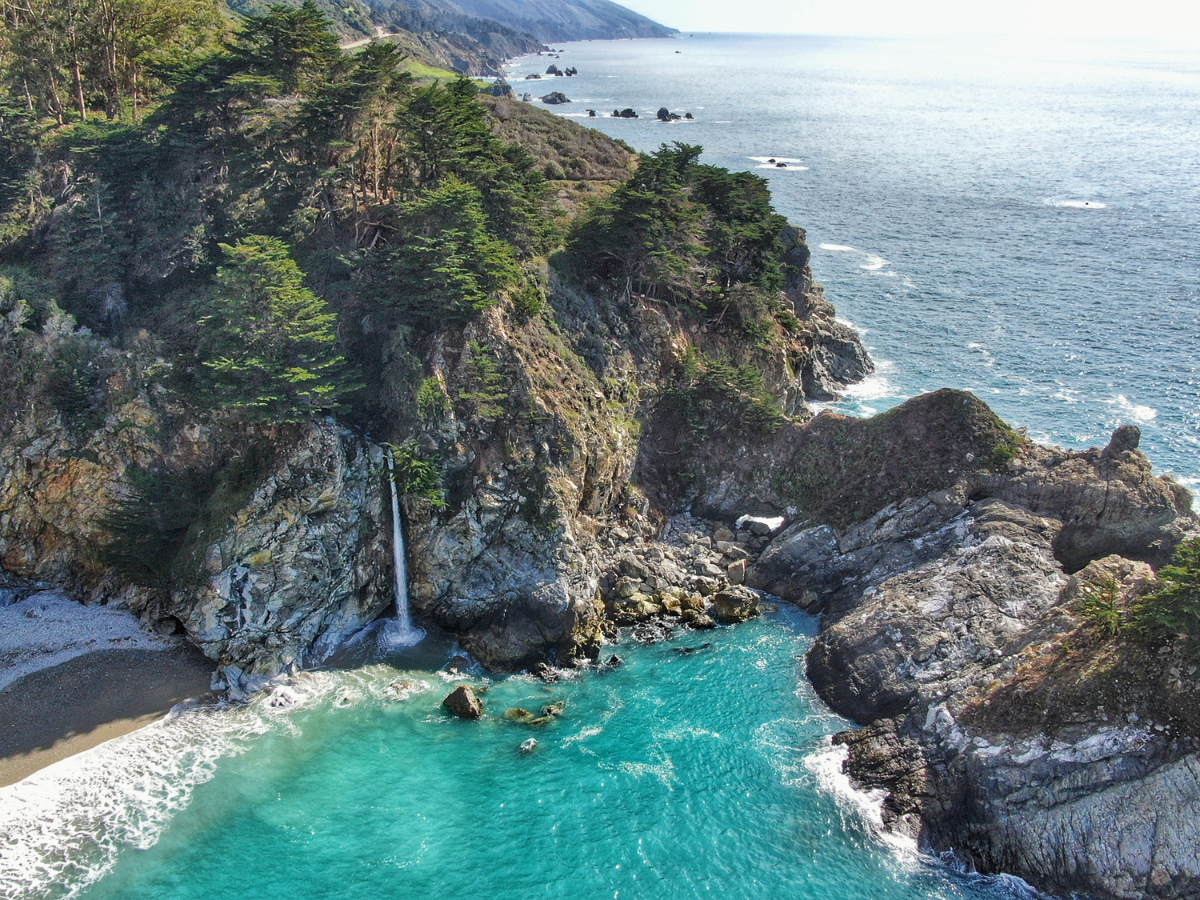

{"left": 0, "top": 229, "right": 873, "bottom": 683}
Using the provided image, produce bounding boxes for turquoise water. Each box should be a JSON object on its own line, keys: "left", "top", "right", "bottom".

{"left": 0, "top": 610, "right": 1035, "bottom": 900}
{"left": 507, "top": 34, "right": 1200, "bottom": 486}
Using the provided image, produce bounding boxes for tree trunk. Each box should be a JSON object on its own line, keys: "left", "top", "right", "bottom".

{"left": 72, "top": 56, "right": 87, "bottom": 121}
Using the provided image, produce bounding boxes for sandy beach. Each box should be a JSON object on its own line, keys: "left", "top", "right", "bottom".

{"left": 0, "top": 592, "right": 215, "bottom": 787}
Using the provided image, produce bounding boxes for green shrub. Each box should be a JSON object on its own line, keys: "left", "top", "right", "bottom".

{"left": 387, "top": 442, "right": 444, "bottom": 506}
{"left": 1074, "top": 575, "right": 1126, "bottom": 637}
{"left": 512, "top": 281, "right": 546, "bottom": 318}
{"left": 45, "top": 335, "right": 109, "bottom": 431}
{"left": 1133, "top": 537, "right": 1200, "bottom": 654}
{"left": 663, "top": 347, "right": 785, "bottom": 437}
{"left": 457, "top": 341, "right": 508, "bottom": 422}
{"left": 989, "top": 427, "right": 1026, "bottom": 468}
{"left": 415, "top": 376, "right": 450, "bottom": 423}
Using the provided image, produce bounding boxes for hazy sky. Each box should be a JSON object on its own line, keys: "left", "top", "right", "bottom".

{"left": 618, "top": 0, "right": 1200, "bottom": 39}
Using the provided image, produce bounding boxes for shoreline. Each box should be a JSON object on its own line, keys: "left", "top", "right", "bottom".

{"left": 0, "top": 645, "right": 215, "bottom": 788}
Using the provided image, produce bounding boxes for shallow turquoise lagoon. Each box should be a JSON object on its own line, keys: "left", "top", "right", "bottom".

{"left": 2, "top": 610, "right": 1035, "bottom": 900}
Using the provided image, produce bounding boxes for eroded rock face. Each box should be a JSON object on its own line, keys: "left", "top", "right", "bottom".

{"left": 0, "top": 397, "right": 392, "bottom": 689}
{"left": 745, "top": 423, "right": 1198, "bottom": 900}
{"left": 178, "top": 423, "right": 391, "bottom": 682}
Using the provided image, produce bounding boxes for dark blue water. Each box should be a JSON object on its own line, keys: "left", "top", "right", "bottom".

{"left": 509, "top": 34, "right": 1200, "bottom": 486}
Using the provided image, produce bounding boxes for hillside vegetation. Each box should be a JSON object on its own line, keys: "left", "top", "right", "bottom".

{"left": 0, "top": 2, "right": 801, "bottom": 470}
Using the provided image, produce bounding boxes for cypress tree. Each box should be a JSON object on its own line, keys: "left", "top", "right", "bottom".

{"left": 195, "top": 235, "right": 350, "bottom": 422}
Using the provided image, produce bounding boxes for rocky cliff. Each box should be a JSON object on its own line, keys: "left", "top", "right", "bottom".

{"left": 0, "top": 217, "right": 870, "bottom": 684}
{"left": 737, "top": 417, "right": 1197, "bottom": 900}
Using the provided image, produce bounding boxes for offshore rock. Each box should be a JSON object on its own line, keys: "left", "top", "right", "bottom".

{"left": 443, "top": 686, "right": 484, "bottom": 719}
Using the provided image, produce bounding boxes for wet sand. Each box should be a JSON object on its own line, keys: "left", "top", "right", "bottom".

{"left": 0, "top": 646, "right": 214, "bottom": 787}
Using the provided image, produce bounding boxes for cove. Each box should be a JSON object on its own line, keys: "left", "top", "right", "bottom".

{"left": 11, "top": 610, "right": 1035, "bottom": 900}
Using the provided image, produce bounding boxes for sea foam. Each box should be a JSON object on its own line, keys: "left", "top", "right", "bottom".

{"left": 0, "top": 669, "right": 404, "bottom": 900}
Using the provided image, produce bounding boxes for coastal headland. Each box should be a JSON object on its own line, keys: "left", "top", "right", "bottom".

{"left": 0, "top": 5, "right": 1197, "bottom": 900}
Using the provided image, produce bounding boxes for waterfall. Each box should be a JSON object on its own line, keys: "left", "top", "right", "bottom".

{"left": 380, "top": 449, "right": 423, "bottom": 648}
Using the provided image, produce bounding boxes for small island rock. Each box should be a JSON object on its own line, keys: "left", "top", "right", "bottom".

{"left": 443, "top": 686, "right": 484, "bottom": 719}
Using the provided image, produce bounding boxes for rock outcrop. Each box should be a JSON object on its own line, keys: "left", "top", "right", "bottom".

{"left": 0, "top": 217, "right": 871, "bottom": 680}
{"left": 0, "top": 382, "right": 392, "bottom": 693}
{"left": 443, "top": 685, "right": 484, "bottom": 719}
{"left": 733, "top": 414, "right": 1197, "bottom": 900}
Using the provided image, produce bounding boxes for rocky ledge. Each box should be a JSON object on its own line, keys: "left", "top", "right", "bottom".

{"left": 743, "top": 422, "right": 1196, "bottom": 900}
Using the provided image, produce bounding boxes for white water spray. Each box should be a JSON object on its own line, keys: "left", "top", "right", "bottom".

{"left": 380, "top": 449, "right": 423, "bottom": 648}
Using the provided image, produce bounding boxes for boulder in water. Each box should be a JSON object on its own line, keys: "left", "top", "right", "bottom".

{"left": 519, "top": 738, "right": 538, "bottom": 754}
{"left": 542, "top": 700, "right": 566, "bottom": 717}
{"left": 541, "top": 91, "right": 571, "bottom": 105}
{"left": 546, "top": 64, "right": 562, "bottom": 75}
{"left": 505, "top": 707, "right": 553, "bottom": 725}
{"left": 446, "top": 655, "right": 473, "bottom": 674}
{"left": 443, "top": 686, "right": 484, "bottom": 719}
{"left": 611, "top": 108, "right": 638, "bottom": 118}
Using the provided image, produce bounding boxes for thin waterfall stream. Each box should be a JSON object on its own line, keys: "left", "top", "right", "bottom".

{"left": 380, "top": 448, "right": 424, "bottom": 648}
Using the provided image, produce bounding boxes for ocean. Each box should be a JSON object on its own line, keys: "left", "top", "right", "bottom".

{"left": 0, "top": 610, "right": 1037, "bottom": 900}
{"left": 1, "top": 33, "right": 1196, "bottom": 900}
{"left": 508, "top": 33, "right": 1200, "bottom": 487}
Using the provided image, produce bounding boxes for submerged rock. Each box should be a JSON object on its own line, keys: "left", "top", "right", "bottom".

{"left": 505, "top": 707, "right": 553, "bottom": 726}
{"left": 443, "top": 686, "right": 484, "bottom": 719}
{"left": 519, "top": 738, "right": 538, "bottom": 754}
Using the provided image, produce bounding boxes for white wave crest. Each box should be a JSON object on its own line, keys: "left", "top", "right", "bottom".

{"left": 749, "top": 156, "right": 803, "bottom": 163}
{"left": 840, "top": 373, "right": 896, "bottom": 403}
{"left": 1046, "top": 199, "right": 1107, "bottom": 209}
{"left": 1108, "top": 394, "right": 1158, "bottom": 424}
{"left": 861, "top": 255, "right": 887, "bottom": 271}
{"left": 803, "top": 738, "right": 918, "bottom": 855}
{"left": 819, "top": 243, "right": 856, "bottom": 252}
{"left": 0, "top": 668, "right": 413, "bottom": 900}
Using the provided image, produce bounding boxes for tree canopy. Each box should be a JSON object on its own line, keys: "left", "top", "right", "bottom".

{"left": 194, "top": 234, "right": 350, "bottom": 422}
{"left": 567, "top": 142, "right": 788, "bottom": 303}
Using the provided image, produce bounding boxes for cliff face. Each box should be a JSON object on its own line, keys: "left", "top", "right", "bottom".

{"left": 0, "top": 221, "right": 870, "bottom": 679}
{"left": 389, "top": 237, "right": 872, "bottom": 668}
{"left": 0, "top": 365, "right": 391, "bottom": 690}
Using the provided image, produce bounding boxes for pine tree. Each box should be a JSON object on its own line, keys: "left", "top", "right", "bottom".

{"left": 194, "top": 235, "right": 350, "bottom": 422}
